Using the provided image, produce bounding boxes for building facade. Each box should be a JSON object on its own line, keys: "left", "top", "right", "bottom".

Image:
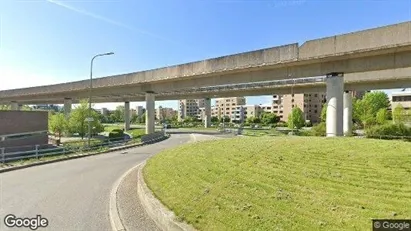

{"left": 391, "top": 91, "right": 411, "bottom": 110}
{"left": 178, "top": 99, "right": 205, "bottom": 121}
{"left": 0, "top": 111, "right": 49, "bottom": 153}
{"left": 211, "top": 97, "right": 246, "bottom": 122}
{"left": 156, "top": 106, "right": 177, "bottom": 121}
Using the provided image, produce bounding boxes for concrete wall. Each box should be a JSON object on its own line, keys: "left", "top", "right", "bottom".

{"left": 0, "top": 111, "right": 49, "bottom": 152}
{"left": 0, "top": 111, "right": 48, "bottom": 136}
{"left": 299, "top": 21, "right": 411, "bottom": 59}
{"left": 1, "top": 134, "right": 49, "bottom": 152}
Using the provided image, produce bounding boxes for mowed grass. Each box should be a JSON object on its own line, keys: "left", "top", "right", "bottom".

{"left": 144, "top": 137, "right": 411, "bottom": 231}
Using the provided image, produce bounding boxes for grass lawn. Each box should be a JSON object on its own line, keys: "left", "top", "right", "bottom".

{"left": 144, "top": 137, "right": 411, "bottom": 231}
{"left": 242, "top": 128, "right": 286, "bottom": 137}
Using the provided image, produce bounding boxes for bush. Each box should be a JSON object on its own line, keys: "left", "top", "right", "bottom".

{"left": 310, "top": 122, "right": 326, "bottom": 137}
{"left": 365, "top": 123, "right": 411, "bottom": 140}
{"left": 109, "top": 129, "right": 124, "bottom": 139}
{"left": 276, "top": 121, "right": 288, "bottom": 127}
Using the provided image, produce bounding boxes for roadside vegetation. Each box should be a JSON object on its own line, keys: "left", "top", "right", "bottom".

{"left": 144, "top": 136, "right": 411, "bottom": 230}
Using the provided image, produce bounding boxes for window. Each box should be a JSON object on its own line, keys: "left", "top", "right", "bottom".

{"left": 314, "top": 110, "right": 318, "bottom": 113}
{"left": 314, "top": 105, "right": 317, "bottom": 108}
{"left": 314, "top": 94, "right": 318, "bottom": 97}
{"left": 291, "top": 99, "right": 295, "bottom": 103}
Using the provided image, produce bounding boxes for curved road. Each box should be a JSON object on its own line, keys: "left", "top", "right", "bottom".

{"left": 0, "top": 134, "right": 194, "bottom": 231}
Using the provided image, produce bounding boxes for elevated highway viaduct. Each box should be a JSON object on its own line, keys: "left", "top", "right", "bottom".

{"left": 1, "top": 21, "right": 411, "bottom": 137}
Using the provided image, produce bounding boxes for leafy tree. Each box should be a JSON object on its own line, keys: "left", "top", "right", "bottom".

{"left": 376, "top": 108, "right": 389, "bottom": 125}
{"left": 246, "top": 116, "right": 260, "bottom": 124}
{"left": 49, "top": 113, "right": 68, "bottom": 139}
{"left": 393, "top": 104, "right": 406, "bottom": 124}
{"left": 320, "top": 103, "right": 327, "bottom": 122}
{"left": 0, "top": 105, "right": 10, "bottom": 110}
{"left": 137, "top": 112, "right": 146, "bottom": 123}
{"left": 184, "top": 116, "right": 197, "bottom": 123}
{"left": 68, "top": 100, "right": 104, "bottom": 139}
{"left": 131, "top": 114, "right": 138, "bottom": 124}
{"left": 353, "top": 92, "right": 390, "bottom": 128}
{"left": 113, "top": 105, "right": 125, "bottom": 122}
{"left": 261, "top": 112, "right": 280, "bottom": 125}
{"left": 211, "top": 116, "right": 219, "bottom": 123}
{"left": 220, "top": 116, "right": 231, "bottom": 123}
{"left": 287, "top": 107, "right": 305, "bottom": 129}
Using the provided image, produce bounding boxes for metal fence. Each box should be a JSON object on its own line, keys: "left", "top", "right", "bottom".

{"left": 0, "top": 132, "right": 168, "bottom": 164}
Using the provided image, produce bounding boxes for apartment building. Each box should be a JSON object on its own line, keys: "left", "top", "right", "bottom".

{"left": 211, "top": 97, "right": 246, "bottom": 122}
{"left": 178, "top": 99, "right": 205, "bottom": 121}
{"left": 271, "top": 93, "right": 326, "bottom": 123}
{"left": 156, "top": 106, "right": 177, "bottom": 121}
{"left": 100, "top": 108, "right": 109, "bottom": 116}
{"left": 391, "top": 91, "right": 411, "bottom": 110}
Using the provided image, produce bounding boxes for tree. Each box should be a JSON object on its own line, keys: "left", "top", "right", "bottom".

{"left": 68, "top": 100, "right": 104, "bottom": 139}
{"left": 353, "top": 92, "right": 390, "bottom": 128}
{"left": 0, "top": 105, "right": 10, "bottom": 110}
{"left": 246, "top": 116, "right": 260, "bottom": 124}
{"left": 137, "top": 112, "right": 146, "bottom": 123}
{"left": 49, "top": 113, "right": 68, "bottom": 139}
{"left": 287, "top": 107, "right": 305, "bottom": 129}
{"left": 376, "top": 108, "right": 389, "bottom": 125}
{"left": 261, "top": 112, "right": 280, "bottom": 125}
{"left": 130, "top": 114, "right": 138, "bottom": 124}
{"left": 320, "top": 103, "right": 327, "bottom": 122}
{"left": 221, "top": 116, "right": 230, "bottom": 123}
{"left": 211, "top": 116, "right": 219, "bottom": 123}
{"left": 393, "top": 104, "right": 406, "bottom": 124}
{"left": 113, "top": 105, "right": 125, "bottom": 122}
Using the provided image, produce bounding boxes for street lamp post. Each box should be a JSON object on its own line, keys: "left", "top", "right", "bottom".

{"left": 88, "top": 52, "right": 114, "bottom": 148}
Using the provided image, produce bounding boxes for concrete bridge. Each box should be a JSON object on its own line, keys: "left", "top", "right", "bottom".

{"left": 1, "top": 21, "right": 411, "bottom": 137}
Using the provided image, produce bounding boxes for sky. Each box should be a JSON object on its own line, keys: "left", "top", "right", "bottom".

{"left": 0, "top": 0, "right": 410, "bottom": 110}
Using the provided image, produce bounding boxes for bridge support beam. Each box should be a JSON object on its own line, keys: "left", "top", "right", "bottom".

{"left": 64, "top": 98, "right": 72, "bottom": 119}
{"left": 145, "top": 92, "right": 155, "bottom": 134}
{"left": 343, "top": 91, "right": 353, "bottom": 136}
{"left": 124, "top": 101, "right": 130, "bottom": 131}
{"left": 204, "top": 98, "right": 211, "bottom": 128}
{"left": 10, "top": 102, "right": 19, "bottom": 111}
{"left": 326, "top": 72, "right": 344, "bottom": 137}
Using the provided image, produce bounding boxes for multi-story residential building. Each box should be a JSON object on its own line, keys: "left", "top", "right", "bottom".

{"left": 211, "top": 97, "right": 246, "bottom": 122}
{"left": 156, "top": 106, "right": 177, "bottom": 121}
{"left": 271, "top": 93, "right": 326, "bottom": 123}
{"left": 391, "top": 91, "right": 411, "bottom": 110}
{"left": 242, "top": 105, "right": 261, "bottom": 120}
{"left": 178, "top": 99, "right": 205, "bottom": 121}
{"left": 100, "top": 108, "right": 109, "bottom": 116}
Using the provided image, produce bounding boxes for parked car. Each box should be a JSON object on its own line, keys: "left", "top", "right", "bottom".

{"left": 163, "top": 124, "right": 171, "bottom": 129}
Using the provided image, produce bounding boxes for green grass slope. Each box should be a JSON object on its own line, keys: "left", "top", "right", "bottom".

{"left": 144, "top": 137, "right": 411, "bottom": 231}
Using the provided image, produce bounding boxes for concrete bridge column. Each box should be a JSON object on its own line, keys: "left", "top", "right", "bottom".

{"left": 326, "top": 72, "right": 344, "bottom": 137}
{"left": 145, "top": 92, "right": 155, "bottom": 134}
{"left": 63, "top": 98, "right": 72, "bottom": 119}
{"left": 10, "top": 102, "right": 19, "bottom": 111}
{"left": 124, "top": 101, "right": 130, "bottom": 131}
{"left": 343, "top": 91, "right": 353, "bottom": 136}
{"left": 204, "top": 98, "right": 211, "bottom": 128}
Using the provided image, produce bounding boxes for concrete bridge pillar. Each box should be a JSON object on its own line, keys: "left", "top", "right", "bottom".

{"left": 10, "top": 102, "right": 19, "bottom": 111}
{"left": 343, "top": 91, "right": 353, "bottom": 136}
{"left": 145, "top": 92, "right": 155, "bottom": 134}
{"left": 64, "top": 98, "right": 72, "bottom": 119}
{"left": 326, "top": 72, "right": 344, "bottom": 137}
{"left": 124, "top": 101, "right": 130, "bottom": 131}
{"left": 204, "top": 98, "right": 211, "bottom": 128}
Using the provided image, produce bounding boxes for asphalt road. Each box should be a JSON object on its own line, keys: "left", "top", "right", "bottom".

{"left": 0, "top": 134, "right": 192, "bottom": 231}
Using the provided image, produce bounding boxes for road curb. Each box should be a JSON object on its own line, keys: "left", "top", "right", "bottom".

{"left": 0, "top": 135, "right": 169, "bottom": 174}
{"left": 136, "top": 162, "right": 196, "bottom": 231}
{"left": 109, "top": 162, "right": 145, "bottom": 231}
